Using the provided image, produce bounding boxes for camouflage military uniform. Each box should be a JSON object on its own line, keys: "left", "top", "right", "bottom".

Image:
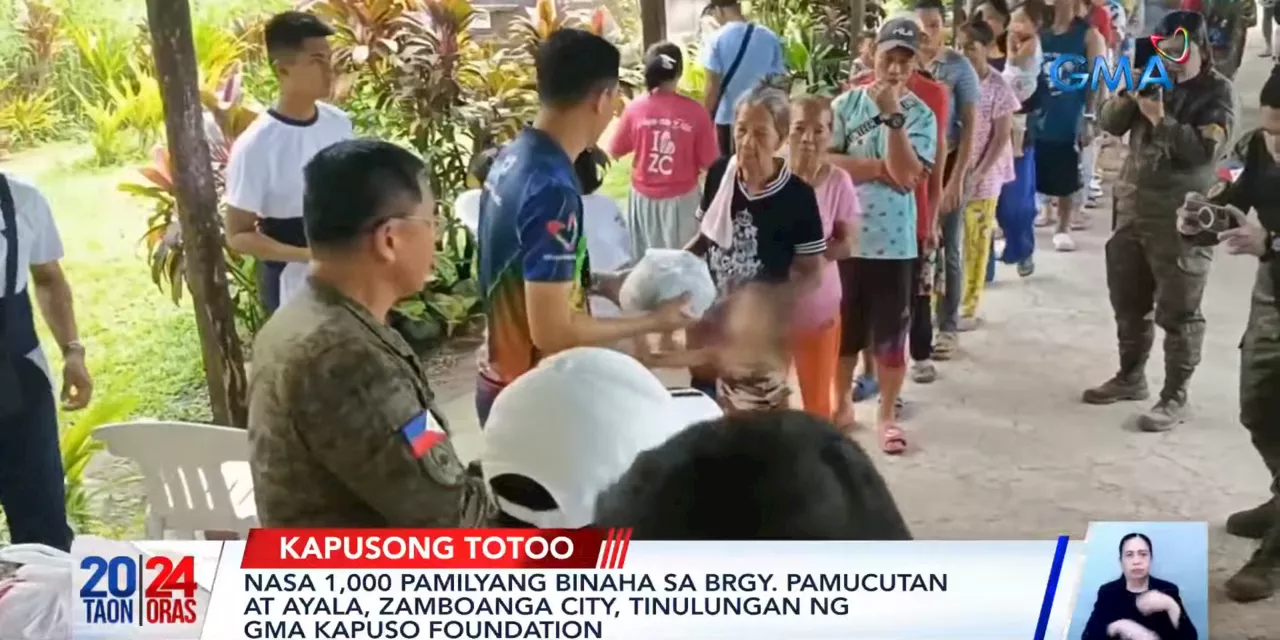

{"left": 1092, "top": 69, "right": 1233, "bottom": 419}
{"left": 1196, "top": 129, "right": 1280, "bottom": 602}
{"left": 247, "top": 279, "right": 494, "bottom": 527}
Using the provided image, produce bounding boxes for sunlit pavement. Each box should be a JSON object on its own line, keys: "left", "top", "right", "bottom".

{"left": 432, "top": 29, "right": 1280, "bottom": 636}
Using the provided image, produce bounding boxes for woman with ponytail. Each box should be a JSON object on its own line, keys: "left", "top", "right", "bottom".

{"left": 607, "top": 42, "right": 719, "bottom": 257}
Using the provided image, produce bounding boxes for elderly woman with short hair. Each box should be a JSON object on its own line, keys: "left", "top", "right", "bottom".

{"left": 681, "top": 82, "right": 828, "bottom": 412}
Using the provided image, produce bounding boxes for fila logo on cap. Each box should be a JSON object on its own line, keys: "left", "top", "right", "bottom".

{"left": 892, "top": 27, "right": 913, "bottom": 37}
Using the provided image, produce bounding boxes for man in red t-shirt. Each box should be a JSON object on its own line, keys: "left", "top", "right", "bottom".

{"left": 845, "top": 67, "right": 948, "bottom": 384}
{"left": 1085, "top": 0, "right": 1116, "bottom": 51}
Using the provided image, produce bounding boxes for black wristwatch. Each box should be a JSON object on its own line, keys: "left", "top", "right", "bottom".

{"left": 877, "top": 112, "right": 906, "bottom": 129}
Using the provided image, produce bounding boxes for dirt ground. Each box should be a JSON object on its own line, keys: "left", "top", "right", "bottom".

{"left": 428, "top": 32, "right": 1280, "bottom": 639}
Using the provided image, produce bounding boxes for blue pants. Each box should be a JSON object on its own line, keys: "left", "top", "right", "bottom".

{"left": 997, "top": 147, "right": 1038, "bottom": 265}
{"left": 0, "top": 357, "right": 73, "bottom": 551}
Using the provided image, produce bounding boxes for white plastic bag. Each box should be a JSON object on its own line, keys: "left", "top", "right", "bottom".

{"left": 0, "top": 544, "right": 72, "bottom": 640}
{"left": 618, "top": 249, "right": 716, "bottom": 319}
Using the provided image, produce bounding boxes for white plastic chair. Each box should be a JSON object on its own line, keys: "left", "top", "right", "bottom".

{"left": 92, "top": 421, "right": 258, "bottom": 539}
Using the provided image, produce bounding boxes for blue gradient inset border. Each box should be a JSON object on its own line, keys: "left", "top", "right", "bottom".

{"left": 1033, "top": 536, "right": 1070, "bottom": 640}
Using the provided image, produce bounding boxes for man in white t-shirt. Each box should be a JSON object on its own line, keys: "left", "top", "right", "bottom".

{"left": 224, "top": 11, "right": 353, "bottom": 312}
{"left": 0, "top": 172, "right": 92, "bottom": 551}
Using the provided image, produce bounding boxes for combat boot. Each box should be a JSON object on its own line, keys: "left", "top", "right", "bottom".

{"left": 1135, "top": 390, "right": 1190, "bottom": 432}
{"left": 1225, "top": 521, "right": 1280, "bottom": 603}
{"left": 1082, "top": 372, "right": 1149, "bottom": 405}
{"left": 1227, "top": 497, "right": 1279, "bottom": 540}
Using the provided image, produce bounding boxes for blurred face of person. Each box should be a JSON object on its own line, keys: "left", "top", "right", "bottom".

{"left": 1120, "top": 537, "right": 1152, "bottom": 583}
{"left": 958, "top": 30, "right": 990, "bottom": 72}
{"left": 734, "top": 103, "right": 783, "bottom": 178}
{"left": 915, "top": 10, "right": 946, "bottom": 56}
{"left": 875, "top": 47, "right": 915, "bottom": 86}
{"left": 368, "top": 180, "right": 438, "bottom": 297}
{"left": 858, "top": 37, "right": 876, "bottom": 64}
{"left": 1262, "top": 106, "right": 1280, "bottom": 161}
{"left": 977, "top": 3, "right": 1006, "bottom": 36}
{"left": 1009, "top": 8, "right": 1038, "bottom": 39}
{"left": 725, "top": 287, "right": 783, "bottom": 355}
{"left": 788, "top": 100, "right": 833, "bottom": 169}
{"left": 277, "top": 37, "right": 334, "bottom": 101}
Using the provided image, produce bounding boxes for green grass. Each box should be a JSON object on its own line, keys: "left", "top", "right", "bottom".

{"left": 4, "top": 143, "right": 211, "bottom": 426}
{"left": 600, "top": 155, "right": 634, "bottom": 204}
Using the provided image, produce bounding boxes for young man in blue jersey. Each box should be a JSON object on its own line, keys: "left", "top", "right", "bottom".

{"left": 474, "top": 29, "right": 692, "bottom": 425}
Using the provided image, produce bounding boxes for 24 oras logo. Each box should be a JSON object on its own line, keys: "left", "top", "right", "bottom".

{"left": 79, "top": 554, "right": 199, "bottom": 626}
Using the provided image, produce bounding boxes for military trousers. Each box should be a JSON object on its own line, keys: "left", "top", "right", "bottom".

{"left": 1241, "top": 297, "right": 1280, "bottom": 498}
{"left": 1104, "top": 222, "right": 1214, "bottom": 398}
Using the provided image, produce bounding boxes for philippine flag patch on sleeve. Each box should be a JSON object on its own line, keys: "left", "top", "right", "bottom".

{"left": 400, "top": 411, "right": 447, "bottom": 459}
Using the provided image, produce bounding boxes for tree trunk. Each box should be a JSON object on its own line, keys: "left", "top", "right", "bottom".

{"left": 145, "top": 0, "right": 249, "bottom": 428}
{"left": 640, "top": 0, "right": 666, "bottom": 49}
{"left": 849, "top": 0, "right": 865, "bottom": 35}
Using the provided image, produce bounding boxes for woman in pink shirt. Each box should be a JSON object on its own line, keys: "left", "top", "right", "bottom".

{"left": 608, "top": 42, "right": 719, "bottom": 256}
{"left": 788, "top": 96, "right": 860, "bottom": 421}
{"left": 958, "top": 20, "right": 1020, "bottom": 325}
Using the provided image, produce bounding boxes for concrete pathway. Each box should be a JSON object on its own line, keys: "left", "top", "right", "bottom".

{"left": 431, "top": 30, "right": 1280, "bottom": 637}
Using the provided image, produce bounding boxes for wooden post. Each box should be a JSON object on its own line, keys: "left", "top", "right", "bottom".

{"left": 145, "top": 0, "right": 249, "bottom": 428}
{"left": 849, "top": 0, "right": 865, "bottom": 36}
{"left": 640, "top": 0, "right": 666, "bottom": 48}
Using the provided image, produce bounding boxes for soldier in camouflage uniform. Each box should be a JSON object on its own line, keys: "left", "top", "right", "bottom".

{"left": 1085, "top": 12, "right": 1234, "bottom": 431}
{"left": 1177, "top": 71, "right": 1280, "bottom": 603}
{"left": 248, "top": 139, "right": 493, "bottom": 528}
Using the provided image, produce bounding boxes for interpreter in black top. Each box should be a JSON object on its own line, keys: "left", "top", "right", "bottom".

{"left": 1081, "top": 533, "right": 1197, "bottom": 640}
{"left": 1178, "top": 68, "right": 1280, "bottom": 604}
{"left": 682, "top": 81, "right": 826, "bottom": 401}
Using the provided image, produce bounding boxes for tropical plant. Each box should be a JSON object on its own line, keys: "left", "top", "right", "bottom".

{"left": 15, "top": 0, "right": 62, "bottom": 86}
{"left": 0, "top": 88, "right": 60, "bottom": 147}
{"left": 108, "top": 60, "right": 166, "bottom": 148}
{"left": 77, "top": 92, "right": 134, "bottom": 166}
{"left": 508, "top": 0, "right": 573, "bottom": 58}
{"left": 67, "top": 24, "right": 136, "bottom": 103}
{"left": 678, "top": 43, "right": 708, "bottom": 101}
{"left": 119, "top": 67, "right": 269, "bottom": 334}
{"left": 61, "top": 395, "right": 139, "bottom": 535}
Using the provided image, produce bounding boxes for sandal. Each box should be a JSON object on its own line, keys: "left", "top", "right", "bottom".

{"left": 879, "top": 423, "right": 908, "bottom": 455}
{"left": 852, "top": 375, "right": 880, "bottom": 402}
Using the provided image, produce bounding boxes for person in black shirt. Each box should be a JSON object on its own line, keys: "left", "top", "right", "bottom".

{"left": 682, "top": 82, "right": 826, "bottom": 401}
{"left": 1178, "top": 67, "right": 1280, "bottom": 603}
{"left": 1081, "top": 533, "right": 1197, "bottom": 640}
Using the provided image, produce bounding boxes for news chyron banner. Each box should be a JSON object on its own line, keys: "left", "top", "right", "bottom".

{"left": 69, "top": 526, "right": 1199, "bottom": 640}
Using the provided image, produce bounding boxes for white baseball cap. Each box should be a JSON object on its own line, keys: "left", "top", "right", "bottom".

{"left": 481, "top": 347, "right": 718, "bottom": 528}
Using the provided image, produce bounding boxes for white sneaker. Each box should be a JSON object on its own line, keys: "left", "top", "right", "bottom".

{"left": 1053, "top": 232, "right": 1076, "bottom": 252}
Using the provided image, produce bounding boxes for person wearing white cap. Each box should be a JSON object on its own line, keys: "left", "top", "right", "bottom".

{"left": 481, "top": 347, "right": 719, "bottom": 528}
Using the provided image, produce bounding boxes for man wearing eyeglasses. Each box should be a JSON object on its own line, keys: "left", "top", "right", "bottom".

{"left": 246, "top": 139, "right": 493, "bottom": 528}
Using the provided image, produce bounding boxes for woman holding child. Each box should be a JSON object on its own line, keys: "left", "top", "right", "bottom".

{"left": 651, "top": 83, "right": 835, "bottom": 416}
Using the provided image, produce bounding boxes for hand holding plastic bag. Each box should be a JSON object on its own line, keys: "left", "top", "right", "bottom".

{"left": 0, "top": 544, "right": 72, "bottom": 640}
{"left": 618, "top": 249, "right": 717, "bottom": 320}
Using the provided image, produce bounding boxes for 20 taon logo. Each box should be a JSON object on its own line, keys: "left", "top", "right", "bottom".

{"left": 79, "top": 554, "right": 199, "bottom": 626}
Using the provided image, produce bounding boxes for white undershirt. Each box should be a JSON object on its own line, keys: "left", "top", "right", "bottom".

{"left": 223, "top": 103, "right": 354, "bottom": 306}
